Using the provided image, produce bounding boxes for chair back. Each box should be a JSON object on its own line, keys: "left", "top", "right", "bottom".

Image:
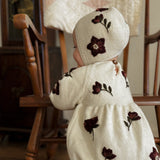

{"left": 13, "top": 0, "right": 50, "bottom": 97}
{"left": 122, "top": 0, "right": 160, "bottom": 97}
{"left": 144, "top": 0, "right": 160, "bottom": 96}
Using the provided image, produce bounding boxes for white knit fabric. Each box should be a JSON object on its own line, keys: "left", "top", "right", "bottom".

{"left": 49, "top": 61, "right": 158, "bottom": 160}
{"left": 44, "top": 0, "right": 142, "bottom": 36}
{"left": 49, "top": 5, "right": 158, "bottom": 159}
{"left": 74, "top": 7, "right": 129, "bottom": 65}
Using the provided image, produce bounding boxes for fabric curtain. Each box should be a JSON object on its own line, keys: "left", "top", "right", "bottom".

{"left": 44, "top": 0, "right": 143, "bottom": 36}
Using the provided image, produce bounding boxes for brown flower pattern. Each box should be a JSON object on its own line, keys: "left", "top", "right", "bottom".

{"left": 121, "top": 71, "right": 129, "bottom": 87}
{"left": 52, "top": 82, "right": 60, "bottom": 95}
{"left": 64, "top": 67, "right": 77, "bottom": 77}
{"left": 84, "top": 116, "right": 99, "bottom": 140}
{"left": 92, "top": 81, "right": 113, "bottom": 96}
{"left": 96, "top": 8, "right": 109, "bottom": 12}
{"left": 87, "top": 36, "right": 106, "bottom": 57}
{"left": 149, "top": 147, "right": 160, "bottom": 160}
{"left": 92, "top": 81, "right": 102, "bottom": 94}
{"left": 124, "top": 112, "right": 141, "bottom": 131}
{"left": 92, "top": 14, "right": 111, "bottom": 32}
{"left": 92, "top": 14, "right": 103, "bottom": 24}
{"left": 102, "top": 147, "right": 117, "bottom": 160}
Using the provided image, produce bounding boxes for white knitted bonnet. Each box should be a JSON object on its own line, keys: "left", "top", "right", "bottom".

{"left": 74, "top": 7, "right": 130, "bottom": 65}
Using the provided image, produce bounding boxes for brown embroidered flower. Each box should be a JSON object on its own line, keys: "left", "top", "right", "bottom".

{"left": 92, "top": 14, "right": 111, "bottom": 32}
{"left": 87, "top": 36, "right": 106, "bottom": 57}
{"left": 84, "top": 116, "right": 99, "bottom": 140}
{"left": 52, "top": 82, "right": 59, "bottom": 95}
{"left": 124, "top": 111, "right": 141, "bottom": 131}
{"left": 96, "top": 8, "right": 109, "bottom": 12}
{"left": 64, "top": 67, "right": 77, "bottom": 77}
{"left": 92, "top": 14, "right": 103, "bottom": 24}
{"left": 128, "top": 112, "right": 141, "bottom": 121}
{"left": 102, "top": 147, "right": 116, "bottom": 160}
{"left": 121, "top": 71, "right": 129, "bottom": 87}
{"left": 69, "top": 67, "right": 77, "bottom": 72}
{"left": 92, "top": 81, "right": 102, "bottom": 94}
{"left": 150, "top": 147, "right": 160, "bottom": 160}
{"left": 92, "top": 81, "right": 113, "bottom": 96}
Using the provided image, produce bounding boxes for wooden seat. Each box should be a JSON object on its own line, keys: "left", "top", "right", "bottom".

{"left": 13, "top": 0, "right": 160, "bottom": 159}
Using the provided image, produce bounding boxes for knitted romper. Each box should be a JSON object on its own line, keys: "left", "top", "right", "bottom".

{"left": 50, "top": 61, "right": 158, "bottom": 160}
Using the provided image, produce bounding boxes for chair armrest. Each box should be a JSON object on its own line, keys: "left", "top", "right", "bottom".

{"left": 145, "top": 30, "right": 160, "bottom": 44}
{"left": 133, "top": 95, "right": 160, "bottom": 106}
{"left": 20, "top": 95, "right": 160, "bottom": 107}
{"left": 20, "top": 95, "right": 52, "bottom": 107}
{"left": 13, "top": 14, "right": 47, "bottom": 43}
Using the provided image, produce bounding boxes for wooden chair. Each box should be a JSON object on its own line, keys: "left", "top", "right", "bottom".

{"left": 13, "top": 1, "right": 67, "bottom": 159}
{"left": 13, "top": 0, "right": 160, "bottom": 159}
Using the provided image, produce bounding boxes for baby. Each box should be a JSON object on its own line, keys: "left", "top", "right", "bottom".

{"left": 50, "top": 7, "right": 159, "bottom": 160}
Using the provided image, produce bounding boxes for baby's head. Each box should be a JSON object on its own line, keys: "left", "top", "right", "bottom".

{"left": 73, "top": 7, "right": 130, "bottom": 66}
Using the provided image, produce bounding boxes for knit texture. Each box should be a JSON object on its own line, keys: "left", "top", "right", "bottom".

{"left": 44, "top": 0, "right": 142, "bottom": 36}
{"left": 49, "top": 62, "right": 158, "bottom": 160}
{"left": 74, "top": 7, "right": 129, "bottom": 65}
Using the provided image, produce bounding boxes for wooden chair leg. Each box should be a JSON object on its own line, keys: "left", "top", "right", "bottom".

{"left": 155, "top": 105, "right": 160, "bottom": 137}
{"left": 25, "top": 108, "right": 46, "bottom": 160}
{"left": 47, "top": 143, "right": 58, "bottom": 160}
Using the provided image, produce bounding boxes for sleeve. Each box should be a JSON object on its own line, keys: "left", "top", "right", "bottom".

{"left": 49, "top": 67, "right": 86, "bottom": 110}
